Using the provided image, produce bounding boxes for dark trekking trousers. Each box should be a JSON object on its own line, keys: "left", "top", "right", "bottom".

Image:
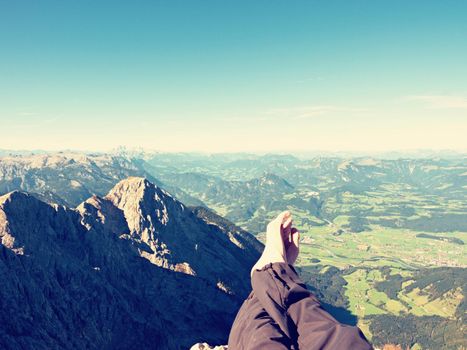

{"left": 228, "top": 262, "right": 373, "bottom": 350}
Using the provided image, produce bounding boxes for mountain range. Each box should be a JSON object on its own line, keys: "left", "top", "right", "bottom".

{"left": 1, "top": 151, "right": 466, "bottom": 349}
{"left": 0, "top": 176, "right": 262, "bottom": 349}
{"left": 0, "top": 153, "right": 203, "bottom": 207}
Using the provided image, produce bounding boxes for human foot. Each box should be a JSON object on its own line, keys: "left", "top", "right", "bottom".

{"left": 251, "top": 211, "right": 299, "bottom": 276}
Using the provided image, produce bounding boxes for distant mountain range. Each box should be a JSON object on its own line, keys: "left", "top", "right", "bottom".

{"left": 0, "top": 177, "right": 262, "bottom": 349}
{"left": 144, "top": 154, "right": 467, "bottom": 234}
{"left": 0, "top": 152, "right": 203, "bottom": 207}
{"left": 1, "top": 151, "right": 465, "bottom": 236}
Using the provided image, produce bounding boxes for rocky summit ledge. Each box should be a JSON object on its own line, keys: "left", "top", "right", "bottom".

{"left": 190, "top": 343, "right": 228, "bottom": 350}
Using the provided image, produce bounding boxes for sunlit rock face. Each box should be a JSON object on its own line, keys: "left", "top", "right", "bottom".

{"left": 190, "top": 343, "right": 228, "bottom": 350}
{"left": 0, "top": 178, "right": 262, "bottom": 349}
{"left": 80, "top": 177, "right": 263, "bottom": 294}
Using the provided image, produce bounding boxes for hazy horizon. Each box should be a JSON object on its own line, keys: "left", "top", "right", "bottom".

{"left": 0, "top": 146, "right": 466, "bottom": 159}
{"left": 1, "top": 1, "right": 466, "bottom": 152}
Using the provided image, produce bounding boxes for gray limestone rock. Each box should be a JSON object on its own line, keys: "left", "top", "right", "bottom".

{"left": 0, "top": 177, "right": 263, "bottom": 350}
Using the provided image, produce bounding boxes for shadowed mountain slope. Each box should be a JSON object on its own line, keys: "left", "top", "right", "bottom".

{"left": 0, "top": 177, "right": 262, "bottom": 349}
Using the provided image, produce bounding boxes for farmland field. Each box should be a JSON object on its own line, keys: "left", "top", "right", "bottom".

{"left": 144, "top": 154, "right": 467, "bottom": 349}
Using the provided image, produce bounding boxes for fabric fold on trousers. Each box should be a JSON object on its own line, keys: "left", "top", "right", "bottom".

{"left": 253, "top": 263, "right": 372, "bottom": 350}
{"left": 227, "top": 290, "right": 293, "bottom": 349}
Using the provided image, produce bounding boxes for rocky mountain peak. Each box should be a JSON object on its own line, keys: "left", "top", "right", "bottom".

{"left": 77, "top": 195, "right": 129, "bottom": 235}
{"left": 105, "top": 177, "right": 184, "bottom": 226}
{"left": 254, "top": 172, "right": 293, "bottom": 191}
{"left": 0, "top": 190, "right": 31, "bottom": 206}
{"left": 0, "top": 190, "right": 82, "bottom": 257}
{"left": 0, "top": 177, "right": 262, "bottom": 349}
{"left": 76, "top": 177, "right": 261, "bottom": 293}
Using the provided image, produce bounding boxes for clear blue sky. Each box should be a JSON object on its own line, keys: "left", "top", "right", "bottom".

{"left": 1, "top": 0, "right": 466, "bottom": 152}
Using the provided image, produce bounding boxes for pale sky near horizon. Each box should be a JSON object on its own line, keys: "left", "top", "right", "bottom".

{"left": 0, "top": 1, "right": 466, "bottom": 153}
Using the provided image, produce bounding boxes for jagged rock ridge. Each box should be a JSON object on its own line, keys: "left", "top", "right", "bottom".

{"left": 0, "top": 177, "right": 262, "bottom": 349}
